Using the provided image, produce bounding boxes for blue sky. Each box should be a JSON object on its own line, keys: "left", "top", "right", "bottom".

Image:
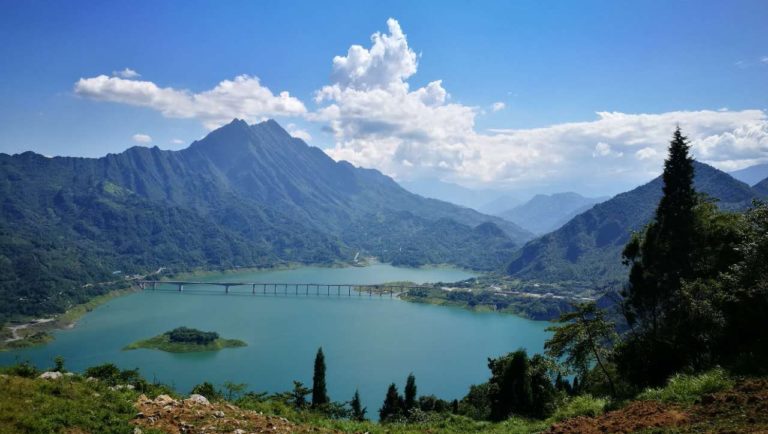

{"left": 1, "top": 0, "right": 767, "bottom": 195}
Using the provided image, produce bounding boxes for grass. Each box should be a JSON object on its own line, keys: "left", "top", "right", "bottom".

{"left": 637, "top": 367, "right": 733, "bottom": 404}
{"left": 548, "top": 394, "right": 608, "bottom": 422}
{"left": 124, "top": 333, "right": 247, "bottom": 353}
{"left": 0, "top": 374, "right": 166, "bottom": 434}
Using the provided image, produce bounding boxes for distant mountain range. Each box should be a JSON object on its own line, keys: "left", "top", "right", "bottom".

{"left": 0, "top": 119, "right": 531, "bottom": 321}
{"left": 497, "top": 192, "right": 607, "bottom": 235}
{"left": 506, "top": 162, "right": 766, "bottom": 287}
{"left": 729, "top": 162, "right": 768, "bottom": 186}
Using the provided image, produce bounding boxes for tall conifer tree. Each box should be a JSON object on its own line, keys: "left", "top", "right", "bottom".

{"left": 404, "top": 373, "right": 417, "bottom": 411}
{"left": 312, "top": 347, "right": 329, "bottom": 407}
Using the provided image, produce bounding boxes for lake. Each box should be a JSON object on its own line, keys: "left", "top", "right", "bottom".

{"left": 0, "top": 264, "right": 551, "bottom": 413}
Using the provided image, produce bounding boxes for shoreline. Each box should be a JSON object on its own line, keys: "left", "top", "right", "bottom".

{"left": 1, "top": 261, "right": 481, "bottom": 351}
{"left": 1, "top": 287, "right": 137, "bottom": 351}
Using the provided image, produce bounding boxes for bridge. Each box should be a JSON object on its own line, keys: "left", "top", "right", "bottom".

{"left": 136, "top": 280, "right": 432, "bottom": 297}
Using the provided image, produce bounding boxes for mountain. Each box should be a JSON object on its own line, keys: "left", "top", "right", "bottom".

{"left": 730, "top": 163, "right": 768, "bottom": 186}
{"left": 506, "top": 162, "right": 762, "bottom": 287}
{"left": 399, "top": 179, "right": 513, "bottom": 211}
{"left": 498, "top": 192, "right": 607, "bottom": 235}
{"left": 478, "top": 194, "right": 524, "bottom": 215}
{"left": 754, "top": 177, "right": 768, "bottom": 197}
{"left": 0, "top": 119, "right": 531, "bottom": 321}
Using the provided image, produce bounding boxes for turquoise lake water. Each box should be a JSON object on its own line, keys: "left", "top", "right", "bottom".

{"left": 0, "top": 264, "right": 551, "bottom": 413}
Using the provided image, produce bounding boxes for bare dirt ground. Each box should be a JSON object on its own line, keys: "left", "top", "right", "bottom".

{"left": 132, "top": 394, "right": 341, "bottom": 434}
{"left": 545, "top": 378, "right": 768, "bottom": 434}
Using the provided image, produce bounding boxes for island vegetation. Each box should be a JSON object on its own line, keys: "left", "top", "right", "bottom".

{"left": 124, "top": 327, "right": 246, "bottom": 353}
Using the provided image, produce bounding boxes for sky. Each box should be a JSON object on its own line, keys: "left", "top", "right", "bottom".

{"left": 1, "top": 0, "right": 767, "bottom": 196}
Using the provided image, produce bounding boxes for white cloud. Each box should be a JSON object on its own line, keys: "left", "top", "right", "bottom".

{"left": 491, "top": 102, "right": 506, "bottom": 112}
{"left": 113, "top": 68, "right": 141, "bottom": 79}
{"left": 635, "top": 147, "right": 659, "bottom": 160}
{"left": 171, "top": 138, "right": 184, "bottom": 145}
{"left": 75, "top": 74, "right": 306, "bottom": 129}
{"left": 311, "top": 19, "right": 768, "bottom": 193}
{"left": 761, "top": 56, "right": 768, "bottom": 64}
{"left": 593, "top": 142, "right": 623, "bottom": 158}
{"left": 132, "top": 133, "right": 152, "bottom": 144}
{"left": 286, "top": 123, "right": 312, "bottom": 141}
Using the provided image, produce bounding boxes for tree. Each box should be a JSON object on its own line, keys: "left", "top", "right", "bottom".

{"left": 312, "top": 347, "right": 329, "bottom": 407}
{"left": 52, "top": 355, "right": 65, "bottom": 373}
{"left": 191, "top": 382, "right": 222, "bottom": 401}
{"left": 545, "top": 302, "right": 617, "bottom": 397}
{"left": 488, "top": 349, "right": 534, "bottom": 421}
{"left": 290, "top": 381, "right": 311, "bottom": 410}
{"left": 350, "top": 389, "right": 367, "bottom": 421}
{"left": 623, "top": 127, "right": 697, "bottom": 334}
{"left": 404, "top": 373, "right": 417, "bottom": 412}
{"left": 379, "top": 383, "right": 404, "bottom": 422}
{"left": 619, "top": 127, "right": 702, "bottom": 387}
{"left": 223, "top": 381, "right": 247, "bottom": 401}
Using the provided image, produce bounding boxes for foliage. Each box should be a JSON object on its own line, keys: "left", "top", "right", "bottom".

{"left": 637, "top": 368, "right": 733, "bottom": 404}
{"left": 167, "top": 327, "right": 219, "bottom": 344}
{"left": 380, "top": 383, "right": 404, "bottom": 422}
{"left": 548, "top": 394, "right": 607, "bottom": 422}
{"left": 404, "top": 373, "right": 417, "bottom": 411}
{"left": 223, "top": 380, "right": 247, "bottom": 400}
{"left": 486, "top": 349, "right": 556, "bottom": 420}
{"left": 312, "top": 347, "right": 329, "bottom": 407}
{"left": 124, "top": 329, "right": 246, "bottom": 353}
{"left": 545, "top": 302, "right": 618, "bottom": 396}
{"left": 350, "top": 389, "right": 367, "bottom": 421}
{"left": 191, "top": 382, "right": 223, "bottom": 401}
{"left": 290, "top": 380, "right": 311, "bottom": 410}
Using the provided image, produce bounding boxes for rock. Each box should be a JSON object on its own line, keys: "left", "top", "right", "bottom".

{"left": 86, "top": 376, "right": 98, "bottom": 382}
{"left": 133, "top": 428, "right": 143, "bottom": 434}
{"left": 154, "top": 394, "right": 176, "bottom": 406}
{"left": 185, "top": 394, "right": 210, "bottom": 406}
{"left": 39, "top": 371, "right": 63, "bottom": 380}
{"left": 213, "top": 410, "right": 225, "bottom": 418}
{"left": 110, "top": 384, "right": 136, "bottom": 391}
{"left": 233, "top": 430, "right": 246, "bottom": 434}
{"left": 64, "top": 372, "right": 75, "bottom": 377}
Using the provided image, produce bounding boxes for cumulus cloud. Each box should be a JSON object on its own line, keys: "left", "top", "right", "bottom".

{"left": 132, "top": 133, "right": 152, "bottom": 144}
{"left": 171, "top": 138, "right": 184, "bottom": 145}
{"left": 75, "top": 74, "right": 306, "bottom": 129}
{"left": 491, "top": 102, "right": 506, "bottom": 112}
{"left": 635, "top": 147, "right": 659, "bottom": 160}
{"left": 312, "top": 19, "right": 768, "bottom": 193}
{"left": 593, "top": 142, "right": 623, "bottom": 158}
{"left": 287, "top": 123, "right": 312, "bottom": 141}
{"left": 113, "top": 68, "right": 141, "bottom": 79}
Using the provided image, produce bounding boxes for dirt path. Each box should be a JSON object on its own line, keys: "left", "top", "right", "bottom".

{"left": 4, "top": 318, "right": 54, "bottom": 343}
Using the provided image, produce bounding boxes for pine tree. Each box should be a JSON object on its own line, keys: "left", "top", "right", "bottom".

{"left": 312, "top": 347, "right": 329, "bottom": 407}
{"left": 291, "top": 381, "right": 311, "bottom": 409}
{"left": 404, "top": 373, "right": 417, "bottom": 412}
{"left": 350, "top": 389, "right": 367, "bottom": 421}
{"left": 379, "top": 383, "right": 403, "bottom": 422}
{"left": 623, "top": 127, "right": 697, "bottom": 333}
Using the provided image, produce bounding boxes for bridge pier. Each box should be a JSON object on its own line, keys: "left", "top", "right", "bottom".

{"left": 178, "top": 284, "right": 184, "bottom": 292}
{"left": 152, "top": 282, "right": 156, "bottom": 290}
{"left": 225, "top": 284, "right": 230, "bottom": 294}
{"left": 252, "top": 284, "right": 256, "bottom": 294}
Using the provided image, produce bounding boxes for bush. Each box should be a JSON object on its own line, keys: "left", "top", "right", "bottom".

{"left": 549, "top": 395, "right": 607, "bottom": 422}
{"left": 637, "top": 368, "right": 733, "bottom": 404}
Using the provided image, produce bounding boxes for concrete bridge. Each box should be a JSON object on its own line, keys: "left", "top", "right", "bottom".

{"left": 136, "top": 280, "right": 431, "bottom": 297}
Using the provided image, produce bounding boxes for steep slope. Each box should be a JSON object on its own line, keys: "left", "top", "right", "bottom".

{"left": 729, "top": 162, "right": 768, "bottom": 186}
{"left": 754, "top": 177, "right": 768, "bottom": 197}
{"left": 506, "top": 162, "right": 761, "bottom": 286}
{"left": 498, "top": 192, "right": 606, "bottom": 235}
{"left": 0, "top": 119, "right": 529, "bottom": 320}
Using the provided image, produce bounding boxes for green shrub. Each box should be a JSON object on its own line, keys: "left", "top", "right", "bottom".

{"left": 637, "top": 368, "right": 733, "bottom": 404}
{"left": 548, "top": 394, "right": 607, "bottom": 422}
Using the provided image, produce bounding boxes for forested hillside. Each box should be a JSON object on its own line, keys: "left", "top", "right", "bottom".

{"left": 0, "top": 119, "right": 530, "bottom": 322}
{"left": 506, "top": 162, "right": 762, "bottom": 286}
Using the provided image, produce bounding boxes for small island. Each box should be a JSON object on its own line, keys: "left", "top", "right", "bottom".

{"left": 124, "top": 327, "right": 246, "bottom": 353}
